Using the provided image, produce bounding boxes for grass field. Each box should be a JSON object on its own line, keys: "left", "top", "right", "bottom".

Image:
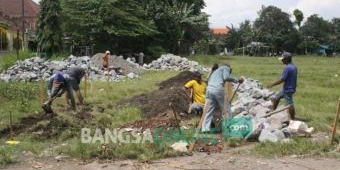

{"left": 1, "top": 54, "right": 340, "bottom": 165}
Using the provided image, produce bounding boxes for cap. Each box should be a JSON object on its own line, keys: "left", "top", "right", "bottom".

{"left": 193, "top": 71, "right": 202, "bottom": 77}
{"left": 53, "top": 73, "right": 64, "bottom": 83}
{"left": 278, "top": 52, "right": 292, "bottom": 60}
{"left": 105, "top": 50, "right": 110, "bottom": 54}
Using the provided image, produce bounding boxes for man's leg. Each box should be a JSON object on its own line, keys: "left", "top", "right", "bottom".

{"left": 271, "top": 89, "right": 284, "bottom": 110}
{"left": 284, "top": 92, "right": 295, "bottom": 120}
{"left": 202, "top": 91, "right": 217, "bottom": 132}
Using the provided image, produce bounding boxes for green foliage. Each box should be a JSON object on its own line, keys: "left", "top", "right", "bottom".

{"left": 254, "top": 5, "right": 297, "bottom": 52}
{"left": 36, "top": 0, "right": 63, "bottom": 55}
{"left": 301, "top": 14, "right": 332, "bottom": 45}
{"left": 145, "top": 0, "right": 209, "bottom": 55}
{"left": 147, "top": 45, "right": 166, "bottom": 59}
{"left": 0, "top": 82, "right": 38, "bottom": 112}
{"left": 0, "top": 28, "right": 8, "bottom": 50}
{"left": 0, "top": 146, "right": 15, "bottom": 167}
{"left": 61, "top": 0, "right": 158, "bottom": 54}
{"left": 293, "top": 9, "right": 304, "bottom": 29}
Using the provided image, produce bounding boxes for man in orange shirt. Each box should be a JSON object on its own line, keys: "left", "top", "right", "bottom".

{"left": 102, "top": 50, "right": 110, "bottom": 70}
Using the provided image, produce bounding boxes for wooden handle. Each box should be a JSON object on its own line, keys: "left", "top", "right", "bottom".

{"left": 330, "top": 99, "right": 340, "bottom": 144}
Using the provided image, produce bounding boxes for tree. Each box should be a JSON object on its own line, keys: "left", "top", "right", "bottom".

{"left": 254, "top": 5, "right": 297, "bottom": 53}
{"left": 36, "top": 0, "right": 63, "bottom": 55}
{"left": 293, "top": 9, "right": 304, "bottom": 29}
{"left": 330, "top": 18, "right": 340, "bottom": 53}
{"left": 61, "top": 0, "right": 158, "bottom": 54}
{"left": 141, "top": 0, "right": 209, "bottom": 55}
{"left": 300, "top": 14, "right": 332, "bottom": 54}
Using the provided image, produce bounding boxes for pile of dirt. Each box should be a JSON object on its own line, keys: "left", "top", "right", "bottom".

{"left": 118, "top": 71, "right": 194, "bottom": 118}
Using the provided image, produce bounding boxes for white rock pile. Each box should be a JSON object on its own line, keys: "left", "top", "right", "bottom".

{"left": 0, "top": 53, "right": 207, "bottom": 82}
{"left": 230, "top": 78, "right": 314, "bottom": 143}
{"left": 143, "top": 53, "right": 207, "bottom": 72}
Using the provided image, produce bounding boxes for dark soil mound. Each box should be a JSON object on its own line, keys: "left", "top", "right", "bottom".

{"left": 118, "top": 71, "right": 194, "bottom": 118}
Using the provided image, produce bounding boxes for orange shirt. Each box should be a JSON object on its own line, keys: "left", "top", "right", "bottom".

{"left": 103, "top": 54, "right": 109, "bottom": 67}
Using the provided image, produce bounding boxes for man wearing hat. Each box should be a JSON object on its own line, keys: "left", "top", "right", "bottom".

{"left": 201, "top": 64, "right": 244, "bottom": 133}
{"left": 102, "top": 50, "right": 110, "bottom": 70}
{"left": 42, "top": 67, "right": 86, "bottom": 113}
{"left": 182, "top": 71, "right": 207, "bottom": 115}
{"left": 267, "top": 52, "right": 298, "bottom": 120}
{"left": 42, "top": 72, "right": 68, "bottom": 113}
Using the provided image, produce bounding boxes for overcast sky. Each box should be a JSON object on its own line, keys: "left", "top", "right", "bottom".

{"left": 33, "top": 0, "right": 340, "bottom": 28}
{"left": 203, "top": 0, "right": 340, "bottom": 28}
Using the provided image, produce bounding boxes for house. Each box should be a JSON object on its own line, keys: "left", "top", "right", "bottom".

{"left": 210, "top": 28, "right": 229, "bottom": 39}
{"left": 0, "top": 0, "right": 39, "bottom": 51}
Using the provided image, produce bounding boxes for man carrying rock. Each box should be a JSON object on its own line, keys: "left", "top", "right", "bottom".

{"left": 182, "top": 71, "right": 206, "bottom": 115}
{"left": 267, "top": 52, "right": 298, "bottom": 120}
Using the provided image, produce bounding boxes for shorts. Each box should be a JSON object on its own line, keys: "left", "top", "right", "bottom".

{"left": 274, "top": 89, "right": 294, "bottom": 106}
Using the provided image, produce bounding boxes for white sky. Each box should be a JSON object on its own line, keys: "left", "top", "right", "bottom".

{"left": 33, "top": 0, "right": 340, "bottom": 28}
{"left": 203, "top": 0, "right": 340, "bottom": 28}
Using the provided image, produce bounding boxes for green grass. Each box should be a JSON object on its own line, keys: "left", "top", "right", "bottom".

{"left": 1, "top": 55, "right": 340, "bottom": 164}
{"left": 253, "top": 138, "right": 335, "bottom": 158}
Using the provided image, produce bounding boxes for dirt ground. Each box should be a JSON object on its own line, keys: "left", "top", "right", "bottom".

{"left": 5, "top": 145, "right": 340, "bottom": 170}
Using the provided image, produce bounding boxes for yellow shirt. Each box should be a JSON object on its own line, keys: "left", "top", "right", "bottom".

{"left": 184, "top": 80, "right": 206, "bottom": 105}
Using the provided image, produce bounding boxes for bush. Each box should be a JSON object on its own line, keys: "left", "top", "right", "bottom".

{"left": 147, "top": 45, "right": 166, "bottom": 60}
{"left": 0, "top": 28, "right": 8, "bottom": 50}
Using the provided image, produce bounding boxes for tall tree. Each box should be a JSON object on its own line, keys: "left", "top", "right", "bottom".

{"left": 36, "top": 0, "right": 63, "bottom": 55}
{"left": 293, "top": 9, "right": 304, "bottom": 29}
{"left": 61, "top": 0, "right": 158, "bottom": 53}
{"left": 142, "top": 0, "right": 209, "bottom": 54}
{"left": 330, "top": 18, "right": 340, "bottom": 52}
{"left": 254, "top": 5, "right": 297, "bottom": 53}
{"left": 301, "top": 14, "right": 332, "bottom": 45}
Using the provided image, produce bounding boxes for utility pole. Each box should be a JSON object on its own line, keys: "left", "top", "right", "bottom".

{"left": 22, "top": 0, "right": 25, "bottom": 51}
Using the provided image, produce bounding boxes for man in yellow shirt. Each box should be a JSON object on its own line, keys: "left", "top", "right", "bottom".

{"left": 182, "top": 71, "right": 207, "bottom": 115}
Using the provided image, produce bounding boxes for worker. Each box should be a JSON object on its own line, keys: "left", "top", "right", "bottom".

{"left": 42, "top": 72, "right": 68, "bottom": 113}
{"left": 102, "top": 50, "right": 110, "bottom": 70}
{"left": 267, "top": 52, "right": 298, "bottom": 120}
{"left": 207, "top": 63, "right": 219, "bottom": 82}
{"left": 201, "top": 64, "right": 244, "bottom": 133}
{"left": 42, "top": 67, "right": 86, "bottom": 113}
{"left": 63, "top": 67, "right": 86, "bottom": 111}
{"left": 182, "top": 71, "right": 207, "bottom": 115}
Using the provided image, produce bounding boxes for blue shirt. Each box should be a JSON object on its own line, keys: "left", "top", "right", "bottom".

{"left": 281, "top": 63, "right": 297, "bottom": 93}
{"left": 207, "top": 66, "right": 238, "bottom": 92}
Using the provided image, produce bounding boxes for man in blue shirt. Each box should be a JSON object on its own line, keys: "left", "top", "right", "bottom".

{"left": 202, "top": 64, "right": 245, "bottom": 132}
{"left": 268, "top": 52, "right": 298, "bottom": 120}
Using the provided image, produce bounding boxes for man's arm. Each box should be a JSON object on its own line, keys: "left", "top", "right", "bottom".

{"left": 267, "top": 79, "right": 284, "bottom": 88}
{"left": 182, "top": 86, "right": 192, "bottom": 101}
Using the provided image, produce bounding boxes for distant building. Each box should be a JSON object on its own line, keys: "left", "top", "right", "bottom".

{"left": 210, "top": 28, "right": 229, "bottom": 40}
{"left": 0, "top": 0, "right": 39, "bottom": 51}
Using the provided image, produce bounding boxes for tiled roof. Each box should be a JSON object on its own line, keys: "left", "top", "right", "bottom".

{"left": 210, "top": 28, "right": 229, "bottom": 35}
{"left": 0, "top": 0, "right": 39, "bottom": 32}
{"left": 0, "top": 0, "right": 39, "bottom": 17}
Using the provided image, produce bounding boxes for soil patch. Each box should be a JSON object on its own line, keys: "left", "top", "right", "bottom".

{"left": 118, "top": 71, "right": 194, "bottom": 119}
{"left": 0, "top": 112, "right": 81, "bottom": 140}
